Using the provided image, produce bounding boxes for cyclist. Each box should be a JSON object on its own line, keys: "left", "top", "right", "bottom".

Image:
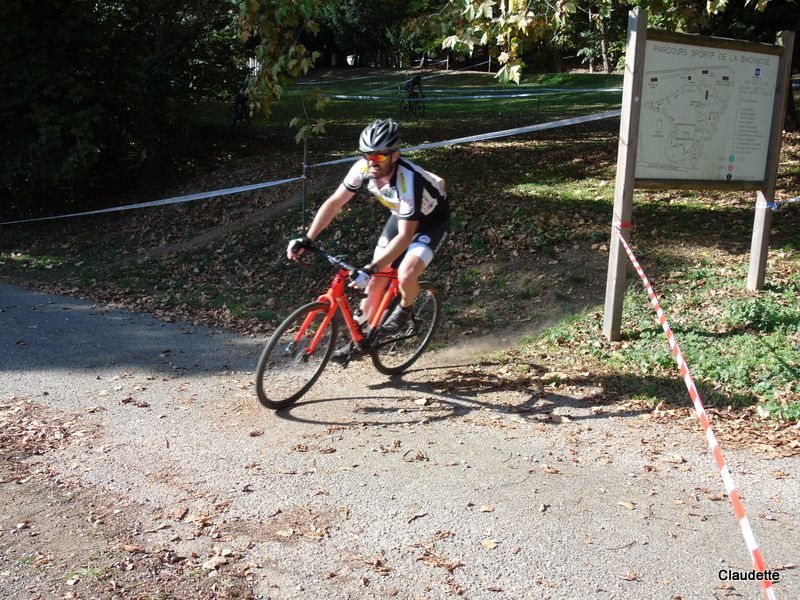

{"left": 286, "top": 118, "right": 449, "bottom": 360}
{"left": 404, "top": 74, "right": 423, "bottom": 102}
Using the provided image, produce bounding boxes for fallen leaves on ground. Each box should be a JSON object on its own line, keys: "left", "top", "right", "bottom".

{"left": 414, "top": 541, "right": 464, "bottom": 573}
{"left": 635, "top": 401, "right": 800, "bottom": 457}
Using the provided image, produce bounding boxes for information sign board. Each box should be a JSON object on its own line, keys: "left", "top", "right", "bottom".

{"left": 636, "top": 34, "right": 781, "bottom": 184}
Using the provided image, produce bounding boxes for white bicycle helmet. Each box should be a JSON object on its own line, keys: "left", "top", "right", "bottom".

{"left": 359, "top": 118, "right": 400, "bottom": 153}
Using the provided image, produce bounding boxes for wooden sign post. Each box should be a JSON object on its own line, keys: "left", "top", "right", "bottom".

{"left": 603, "top": 9, "right": 794, "bottom": 340}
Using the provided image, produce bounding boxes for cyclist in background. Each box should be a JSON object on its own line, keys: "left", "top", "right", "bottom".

{"left": 404, "top": 74, "right": 423, "bottom": 101}
{"left": 287, "top": 118, "right": 450, "bottom": 360}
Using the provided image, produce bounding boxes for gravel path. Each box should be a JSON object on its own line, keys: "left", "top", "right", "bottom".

{"left": 1, "top": 283, "right": 797, "bottom": 599}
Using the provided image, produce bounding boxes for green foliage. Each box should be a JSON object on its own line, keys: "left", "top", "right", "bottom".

{"left": 314, "top": 0, "right": 408, "bottom": 62}
{"left": 702, "top": 0, "right": 800, "bottom": 42}
{"left": 441, "top": 0, "right": 555, "bottom": 83}
{"left": 437, "top": 0, "right": 777, "bottom": 83}
{"left": 627, "top": 1, "right": 708, "bottom": 32}
{"left": 707, "top": 0, "right": 774, "bottom": 14}
{"left": 762, "top": 399, "right": 800, "bottom": 420}
{"left": 0, "top": 1, "right": 246, "bottom": 217}
{"left": 237, "top": 0, "right": 322, "bottom": 111}
{"left": 723, "top": 295, "right": 800, "bottom": 332}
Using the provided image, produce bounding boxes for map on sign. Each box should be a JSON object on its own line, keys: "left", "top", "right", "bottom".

{"left": 636, "top": 39, "right": 780, "bottom": 183}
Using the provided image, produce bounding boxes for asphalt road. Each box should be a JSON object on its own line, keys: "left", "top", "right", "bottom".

{"left": 1, "top": 282, "right": 797, "bottom": 599}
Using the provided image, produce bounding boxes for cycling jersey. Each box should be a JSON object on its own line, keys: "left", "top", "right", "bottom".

{"left": 342, "top": 157, "right": 450, "bottom": 229}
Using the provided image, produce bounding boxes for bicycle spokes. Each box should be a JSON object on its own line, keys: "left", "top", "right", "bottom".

{"left": 282, "top": 339, "right": 313, "bottom": 363}
{"left": 255, "top": 302, "right": 337, "bottom": 408}
{"left": 370, "top": 284, "right": 441, "bottom": 375}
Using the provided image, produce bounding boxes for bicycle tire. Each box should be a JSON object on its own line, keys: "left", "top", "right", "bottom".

{"left": 371, "top": 282, "right": 441, "bottom": 375}
{"left": 255, "top": 301, "right": 337, "bottom": 409}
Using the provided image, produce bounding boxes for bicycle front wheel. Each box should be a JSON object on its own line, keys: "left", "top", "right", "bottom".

{"left": 255, "top": 301, "right": 337, "bottom": 409}
{"left": 371, "top": 282, "right": 441, "bottom": 375}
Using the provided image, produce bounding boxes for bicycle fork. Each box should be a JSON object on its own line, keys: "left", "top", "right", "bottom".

{"left": 289, "top": 294, "right": 369, "bottom": 359}
{"left": 290, "top": 301, "right": 339, "bottom": 360}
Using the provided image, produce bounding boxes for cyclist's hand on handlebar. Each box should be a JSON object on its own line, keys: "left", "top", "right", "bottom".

{"left": 349, "top": 263, "right": 376, "bottom": 289}
{"left": 287, "top": 235, "right": 312, "bottom": 260}
{"left": 348, "top": 269, "right": 371, "bottom": 289}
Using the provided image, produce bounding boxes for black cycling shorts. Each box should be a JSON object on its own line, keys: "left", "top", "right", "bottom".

{"left": 374, "top": 214, "right": 449, "bottom": 269}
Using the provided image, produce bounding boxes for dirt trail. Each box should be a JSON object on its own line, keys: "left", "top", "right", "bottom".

{"left": 1, "top": 283, "right": 797, "bottom": 599}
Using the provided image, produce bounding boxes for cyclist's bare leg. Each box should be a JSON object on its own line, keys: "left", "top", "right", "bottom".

{"left": 397, "top": 254, "right": 426, "bottom": 308}
{"left": 360, "top": 272, "right": 391, "bottom": 320}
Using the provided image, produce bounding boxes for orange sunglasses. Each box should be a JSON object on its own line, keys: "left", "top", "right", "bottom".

{"left": 363, "top": 152, "right": 392, "bottom": 162}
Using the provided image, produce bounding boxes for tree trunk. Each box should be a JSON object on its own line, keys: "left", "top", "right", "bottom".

{"left": 787, "top": 45, "right": 799, "bottom": 130}
{"left": 786, "top": 80, "right": 798, "bottom": 130}
{"left": 588, "top": 6, "right": 594, "bottom": 73}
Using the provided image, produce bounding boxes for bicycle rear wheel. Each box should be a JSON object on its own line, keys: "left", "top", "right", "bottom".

{"left": 255, "top": 301, "right": 337, "bottom": 408}
{"left": 371, "top": 282, "right": 441, "bottom": 375}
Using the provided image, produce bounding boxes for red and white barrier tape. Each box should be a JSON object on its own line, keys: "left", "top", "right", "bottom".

{"left": 615, "top": 229, "right": 776, "bottom": 600}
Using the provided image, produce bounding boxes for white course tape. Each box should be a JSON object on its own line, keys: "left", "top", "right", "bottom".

{"left": 2, "top": 109, "right": 621, "bottom": 225}
{"left": 775, "top": 196, "right": 800, "bottom": 207}
{"left": 617, "top": 230, "right": 778, "bottom": 600}
{"left": 298, "top": 59, "right": 453, "bottom": 88}
{"left": 404, "top": 86, "right": 622, "bottom": 95}
{"left": 1, "top": 176, "right": 304, "bottom": 226}
{"left": 368, "top": 60, "right": 494, "bottom": 93}
{"left": 309, "top": 110, "right": 620, "bottom": 168}
{"left": 757, "top": 196, "right": 800, "bottom": 211}
{"left": 325, "top": 88, "right": 622, "bottom": 101}
{"left": 406, "top": 109, "right": 622, "bottom": 153}
{"left": 421, "top": 59, "right": 491, "bottom": 80}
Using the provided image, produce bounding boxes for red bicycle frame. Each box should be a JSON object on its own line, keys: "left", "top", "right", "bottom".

{"left": 293, "top": 268, "right": 399, "bottom": 356}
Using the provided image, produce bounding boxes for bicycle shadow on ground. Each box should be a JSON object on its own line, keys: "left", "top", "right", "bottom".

{"left": 272, "top": 356, "right": 760, "bottom": 428}
{"left": 269, "top": 363, "right": 688, "bottom": 427}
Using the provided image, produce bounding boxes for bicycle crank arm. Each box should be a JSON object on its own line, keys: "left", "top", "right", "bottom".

{"left": 371, "top": 331, "right": 418, "bottom": 348}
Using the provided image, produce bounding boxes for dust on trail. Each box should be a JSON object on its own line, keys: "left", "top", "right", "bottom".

{"left": 433, "top": 316, "right": 562, "bottom": 365}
